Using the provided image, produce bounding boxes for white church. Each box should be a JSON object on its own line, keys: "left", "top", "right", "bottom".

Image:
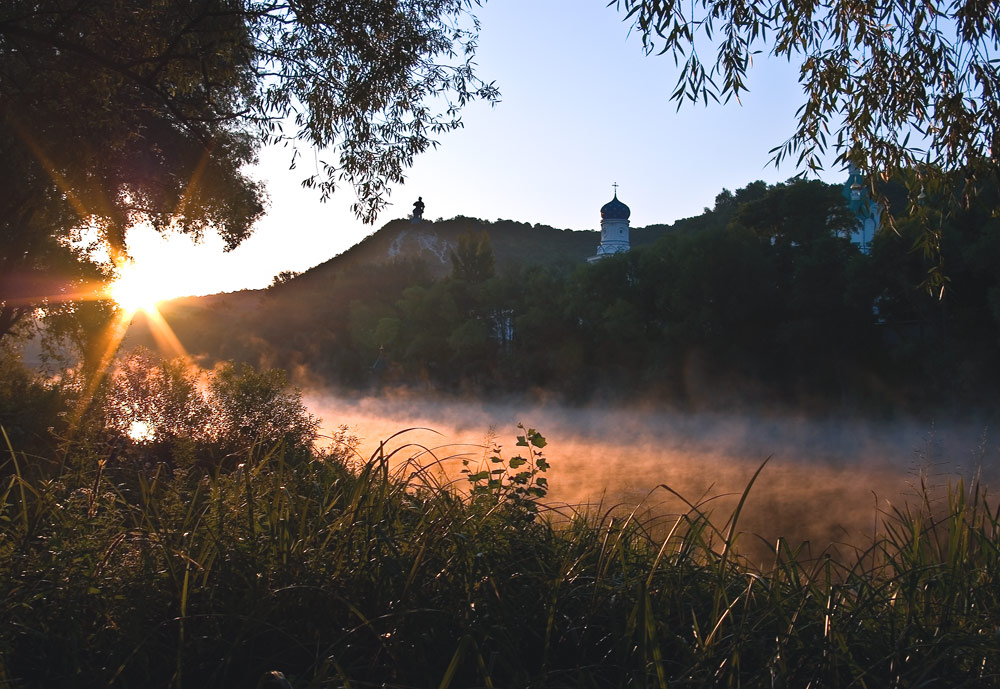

{"left": 588, "top": 185, "right": 631, "bottom": 262}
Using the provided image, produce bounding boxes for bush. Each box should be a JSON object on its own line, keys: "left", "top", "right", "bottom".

{"left": 0, "top": 346, "right": 64, "bottom": 467}
{"left": 205, "top": 361, "right": 318, "bottom": 461}
{"left": 95, "top": 348, "right": 318, "bottom": 470}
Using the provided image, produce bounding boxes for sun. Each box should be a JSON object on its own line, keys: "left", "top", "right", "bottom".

{"left": 108, "top": 261, "right": 166, "bottom": 315}
{"left": 105, "top": 257, "right": 189, "bottom": 360}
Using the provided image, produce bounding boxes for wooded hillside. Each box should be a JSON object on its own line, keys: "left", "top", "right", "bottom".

{"left": 124, "top": 179, "right": 1000, "bottom": 415}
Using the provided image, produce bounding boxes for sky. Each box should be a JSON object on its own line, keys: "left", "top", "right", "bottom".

{"left": 126, "top": 0, "right": 845, "bottom": 298}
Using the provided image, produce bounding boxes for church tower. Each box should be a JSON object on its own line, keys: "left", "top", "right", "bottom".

{"left": 589, "top": 185, "right": 631, "bottom": 262}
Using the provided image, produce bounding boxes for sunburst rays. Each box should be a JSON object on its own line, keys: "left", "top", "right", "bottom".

{"left": 9, "top": 118, "right": 202, "bottom": 445}
{"left": 59, "top": 254, "right": 192, "bottom": 434}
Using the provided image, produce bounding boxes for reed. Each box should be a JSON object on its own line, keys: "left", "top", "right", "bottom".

{"left": 1, "top": 429, "right": 997, "bottom": 688}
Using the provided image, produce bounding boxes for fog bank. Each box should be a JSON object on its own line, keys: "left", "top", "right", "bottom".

{"left": 306, "top": 389, "right": 998, "bottom": 557}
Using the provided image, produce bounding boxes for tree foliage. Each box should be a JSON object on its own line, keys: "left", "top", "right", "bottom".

{"left": 102, "top": 349, "right": 210, "bottom": 447}
{"left": 0, "top": 0, "right": 496, "bottom": 341}
{"left": 0, "top": 122, "right": 116, "bottom": 341}
{"left": 0, "top": 345, "right": 65, "bottom": 459}
{"left": 207, "top": 361, "right": 318, "bottom": 459}
{"left": 100, "top": 349, "right": 319, "bottom": 467}
{"left": 2, "top": 0, "right": 495, "bottom": 227}
{"left": 450, "top": 230, "right": 497, "bottom": 283}
{"left": 611, "top": 0, "right": 1000, "bottom": 213}
{"left": 270, "top": 270, "right": 302, "bottom": 288}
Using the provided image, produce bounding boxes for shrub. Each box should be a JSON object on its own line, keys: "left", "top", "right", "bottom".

{"left": 0, "top": 346, "right": 64, "bottom": 467}
{"left": 94, "top": 348, "right": 318, "bottom": 470}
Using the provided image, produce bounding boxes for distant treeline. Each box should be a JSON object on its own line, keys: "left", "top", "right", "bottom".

{"left": 148, "top": 177, "right": 1000, "bottom": 414}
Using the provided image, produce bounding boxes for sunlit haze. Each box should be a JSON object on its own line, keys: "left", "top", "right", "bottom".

{"left": 123, "top": 0, "right": 841, "bottom": 297}
{"left": 306, "top": 391, "right": 999, "bottom": 559}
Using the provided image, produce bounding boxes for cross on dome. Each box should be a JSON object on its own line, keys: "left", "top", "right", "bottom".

{"left": 600, "top": 187, "right": 630, "bottom": 221}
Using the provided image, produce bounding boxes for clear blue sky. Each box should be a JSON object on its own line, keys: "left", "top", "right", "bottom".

{"left": 130, "top": 0, "right": 844, "bottom": 297}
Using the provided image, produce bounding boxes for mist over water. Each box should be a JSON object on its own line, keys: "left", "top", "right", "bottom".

{"left": 306, "top": 389, "right": 999, "bottom": 558}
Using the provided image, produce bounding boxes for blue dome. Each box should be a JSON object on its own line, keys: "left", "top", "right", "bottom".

{"left": 601, "top": 193, "right": 630, "bottom": 220}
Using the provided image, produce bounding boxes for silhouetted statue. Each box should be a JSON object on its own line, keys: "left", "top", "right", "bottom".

{"left": 412, "top": 196, "right": 425, "bottom": 222}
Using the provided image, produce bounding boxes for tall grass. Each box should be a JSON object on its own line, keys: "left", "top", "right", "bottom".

{"left": 1, "top": 428, "right": 998, "bottom": 688}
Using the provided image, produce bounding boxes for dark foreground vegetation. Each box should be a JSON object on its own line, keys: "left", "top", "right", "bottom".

{"left": 2, "top": 352, "right": 999, "bottom": 688}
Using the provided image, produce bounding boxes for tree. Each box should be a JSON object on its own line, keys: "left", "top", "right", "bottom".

{"left": 0, "top": 345, "right": 65, "bottom": 461}
{"left": 97, "top": 350, "right": 319, "bottom": 466}
{"left": 734, "top": 179, "right": 856, "bottom": 246}
{"left": 270, "top": 270, "right": 302, "bottom": 288}
{"left": 102, "top": 348, "right": 209, "bottom": 447}
{"left": 0, "top": 118, "right": 117, "bottom": 341}
{"left": 0, "top": 0, "right": 496, "bottom": 341}
{"left": 449, "top": 230, "right": 496, "bottom": 283}
{"left": 207, "top": 362, "right": 318, "bottom": 459}
{"left": 612, "top": 0, "right": 1000, "bottom": 217}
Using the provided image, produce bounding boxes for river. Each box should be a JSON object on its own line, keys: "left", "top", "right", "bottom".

{"left": 306, "top": 389, "right": 998, "bottom": 562}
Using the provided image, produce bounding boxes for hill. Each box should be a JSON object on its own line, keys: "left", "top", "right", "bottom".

{"left": 292, "top": 215, "right": 672, "bottom": 284}
{"left": 123, "top": 215, "right": 674, "bottom": 379}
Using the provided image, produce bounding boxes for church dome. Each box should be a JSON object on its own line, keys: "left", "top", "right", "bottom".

{"left": 601, "top": 193, "right": 630, "bottom": 220}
